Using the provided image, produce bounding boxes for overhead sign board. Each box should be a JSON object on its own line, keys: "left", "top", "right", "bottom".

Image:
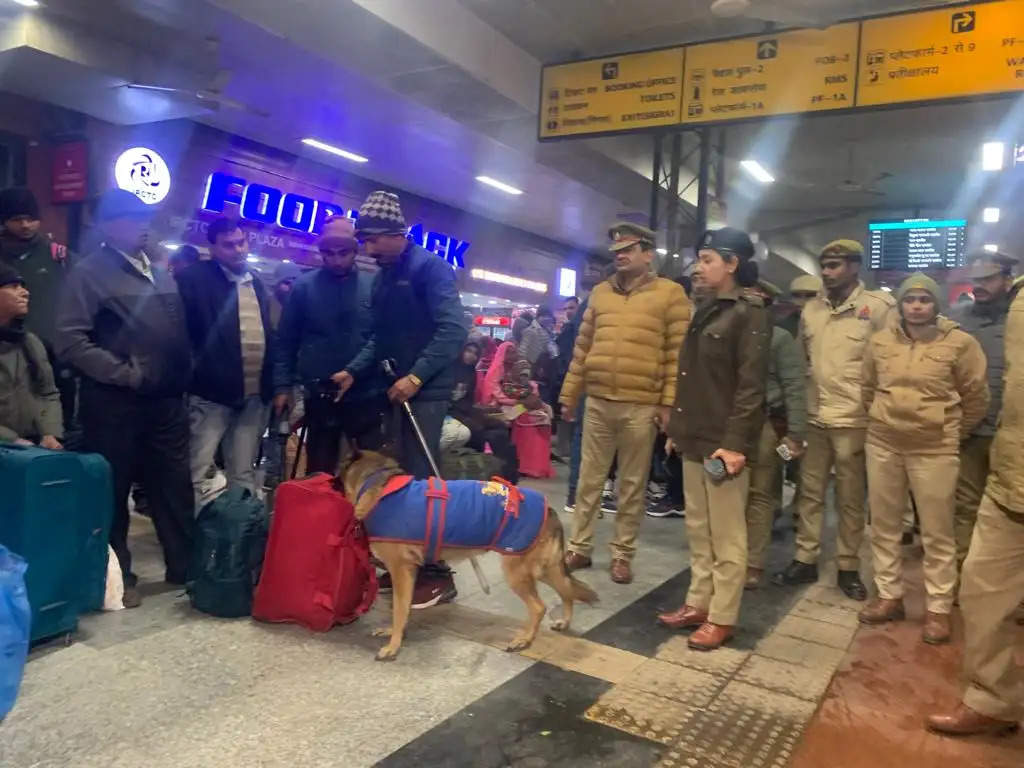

{"left": 681, "top": 24, "right": 858, "bottom": 123}
{"left": 539, "top": 48, "right": 684, "bottom": 138}
{"left": 538, "top": 0, "right": 1024, "bottom": 138}
{"left": 857, "top": 1, "right": 1024, "bottom": 107}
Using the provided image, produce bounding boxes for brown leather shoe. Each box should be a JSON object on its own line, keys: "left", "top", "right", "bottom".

{"left": 744, "top": 567, "right": 763, "bottom": 590}
{"left": 610, "top": 558, "right": 633, "bottom": 584}
{"left": 688, "top": 622, "right": 734, "bottom": 651}
{"left": 657, "top": 604, "right": 708, "bottom": 630}
{"left": 858, "top": 597, "right": 905, "bottom": 625}
{"left": 564, "top": 552, "right": 592, "bottom": 573}
{"left": 922, "top": 612, "right": 952, "bottom": 645}
{"left": 926, "top": 703, "right": 1020, "bottom": 736}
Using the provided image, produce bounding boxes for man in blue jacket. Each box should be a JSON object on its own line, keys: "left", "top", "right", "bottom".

{"left": 335, "top": 191, "right": 466, "bottom": 606}
{"left": 273, "top": 218, "right": 386, "bottom": 473}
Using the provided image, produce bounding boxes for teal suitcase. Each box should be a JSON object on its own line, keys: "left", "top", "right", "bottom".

{"left": 0, "top": 445, "right": 114, "bottom": 643}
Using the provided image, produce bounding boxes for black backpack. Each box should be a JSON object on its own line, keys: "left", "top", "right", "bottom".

{"left": 187, "top": 487, "right": 269, "bottom": 617}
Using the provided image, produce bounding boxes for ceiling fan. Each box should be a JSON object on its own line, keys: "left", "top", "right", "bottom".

{"left": 123, "top": 68, "right": 270, "bottom": 118}
{"left": 709, "top": 0, "right": 839, "bottom": 28}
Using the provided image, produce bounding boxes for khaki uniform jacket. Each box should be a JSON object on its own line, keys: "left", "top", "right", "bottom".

{"left": 987, "top": 289, "right": 1024, "bottom": 513}
{"left": 861, "top": 317, "right": 989, "bottom": 455}
{"left": 667, "top": 288, "right": 770, "bottom": 460}
{"left": 560, "top": 273, "right": 690, "bottom": 409}
{"left": 802, "top": 282, "right": 896, "bottom": 429}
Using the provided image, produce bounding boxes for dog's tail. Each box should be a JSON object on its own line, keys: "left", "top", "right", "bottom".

{"left": 554, "top": 514, "right": 599, "bottom": 605}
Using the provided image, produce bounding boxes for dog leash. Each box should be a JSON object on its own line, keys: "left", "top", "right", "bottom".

{"left": 381, "top": 359, "right": 491, "bottom": 595}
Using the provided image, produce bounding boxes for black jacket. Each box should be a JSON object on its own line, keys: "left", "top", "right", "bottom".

{"left": 346, "top": 243, "right": 466, "bottom": 402}
{"left": 273, "top": 267, "right": 385, "bottom": 400}
{"left": 175, "top": 260, "right": 274, "bottom": 408}
{"left": 54, "top": 246, "right": 191, "bottom": 397}
{"left": 668, "top": 287, "right": 770, "bottom": 461}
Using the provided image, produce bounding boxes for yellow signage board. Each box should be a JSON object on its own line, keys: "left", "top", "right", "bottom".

{"left": 857, "top": 0, "right": 1024, "bottom": 106}
{"left": 539, "top": 48, "right": 684, "bottom": 138}
{"left": 681, "top": 24, "right": 859, "bottom": 123}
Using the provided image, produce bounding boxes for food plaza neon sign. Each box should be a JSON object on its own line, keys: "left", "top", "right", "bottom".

{"left": 200, "top": 171, "right": 470, "bottom": 267}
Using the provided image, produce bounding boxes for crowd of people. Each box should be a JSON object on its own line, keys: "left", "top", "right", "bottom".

{"left": 1, "top": 182, "right": 1021, "bottom": 736}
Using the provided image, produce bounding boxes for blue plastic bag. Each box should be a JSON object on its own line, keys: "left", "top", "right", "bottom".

{"left": 0, "top": 544, "right": 31, "bottom": 720}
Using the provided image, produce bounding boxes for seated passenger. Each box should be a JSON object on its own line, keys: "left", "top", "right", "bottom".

{"left": 482, "top": 340, "right": 552, "bottom": 478}
{"left": 448, "top": 340, "right": 519, "bottom": 482}
{"left": 0, "top": 264, "right": 63, "bottom": 449}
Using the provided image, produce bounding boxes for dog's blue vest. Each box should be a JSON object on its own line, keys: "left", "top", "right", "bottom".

{"left": 364, "top": 476, "right": 547, "bottom": 562}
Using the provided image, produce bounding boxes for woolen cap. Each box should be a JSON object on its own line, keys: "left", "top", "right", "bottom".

{"left": 608, "top": 221, "right": 656, "bottom": 252}
{"left": 896, "top": 272, "right": 941, "bottom": 302}
{"left": 820, "top": 239, "right": 864, "bottom": 262}
{"left": 355, "top": 191, "right": 407, "bottom": 236}
{"left": 789, "top": 274, "right": 822, "bottom": 294}
{"left": 0, "top": 187, "right": 39, "bottom": 222}
{"left": 967, "top": 252, "right": 1018, "bottom": 279}
{"left": 0, "top": 262, "right": 25, "bottom": 288}
{"left": 95, "top": 188, "right": 153, "bottom": 221}
{"left": 698, "top": 227, "right": 755, "bottom": 260}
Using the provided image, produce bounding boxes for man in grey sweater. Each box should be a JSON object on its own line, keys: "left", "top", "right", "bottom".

{"left": 0, "top": 262, "right": 62, "bottom": 448}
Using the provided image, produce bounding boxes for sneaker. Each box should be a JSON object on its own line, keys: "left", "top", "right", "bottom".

{"left": 411, "top": 570, "right": 457, "bottom": 609}
{"left": 646, "top": 481, "right": 667, "bottom": 503}
{"left": 563, "top": 503, "right": 576, "bottom": 514}
{"left": 646, "top": 498, "right": 685, "bottom": 518}
{"left": 601, "top": 480, "right": 617, "bottom": 514}
{"left": 122, "top": 586, "right": 142, "bottom": 609}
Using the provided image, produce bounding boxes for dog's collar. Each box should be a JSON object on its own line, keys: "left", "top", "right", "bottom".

{"left": 356, "top": 468, "right": 394, "bottom": 502}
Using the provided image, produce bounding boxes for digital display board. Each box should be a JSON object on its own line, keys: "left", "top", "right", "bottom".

{"left": 868, "top": 218, "right": 968, "bottom": 270}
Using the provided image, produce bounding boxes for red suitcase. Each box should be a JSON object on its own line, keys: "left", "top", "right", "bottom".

{"left": 252, "top": 474, "right": 377, "bottom": 631}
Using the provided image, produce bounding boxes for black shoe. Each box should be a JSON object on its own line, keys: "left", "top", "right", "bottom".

{"left": 837, "top": 570, "right": 868, "bottom": 601}
{"left": 771, "top": 560, "right": 819, "bottom": 587}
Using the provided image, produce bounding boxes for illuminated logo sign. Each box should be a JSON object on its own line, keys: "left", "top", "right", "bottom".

{"left": 115, "top": 147, "right": 170, "bottom": 205}
{"left": 558, "top": 267, "right": 577, "bottom": 297}
{"left": 470, "top": 268, "right": 547, "bottom": 294}
{"left": 201, "top": 171, "right": 470, "bottom": 268}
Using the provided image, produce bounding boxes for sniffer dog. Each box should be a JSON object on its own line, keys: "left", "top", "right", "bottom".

{"left": 340, "top": 450, "right": 598, "bottom": 661}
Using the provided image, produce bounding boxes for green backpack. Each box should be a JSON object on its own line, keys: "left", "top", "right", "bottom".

{"left": 440, "top": 447, "right": 506, "bottom": 482}
{"left": 187, "top": 487, "right": 269, "bottom": 618}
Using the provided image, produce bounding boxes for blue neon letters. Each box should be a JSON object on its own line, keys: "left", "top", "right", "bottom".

{"left": 201, "top": 171, "right": 469, "bottom": 267}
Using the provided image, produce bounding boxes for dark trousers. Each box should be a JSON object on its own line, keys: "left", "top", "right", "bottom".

{"left": 469, "top": 424, "right": 520, "bottom": 484}
{"left": 305, "top": 394, "right": 387, "bottom": 475}
{"left": 80, "top": 384, "right": 194, "bottom": 586}
{"left": 394, "top": 399, "right": 447, "bottom": 480}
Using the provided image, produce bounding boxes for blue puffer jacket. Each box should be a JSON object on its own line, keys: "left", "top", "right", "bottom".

{"left": 364, "top": 476, "right": 547, "bottom": 562}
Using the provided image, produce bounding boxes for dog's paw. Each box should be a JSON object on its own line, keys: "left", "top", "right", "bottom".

{"left": 372, "top": 627, "right": 394, "bottom": 638}
{"left": 505, "top": 634, "right": 534, "bottom": 652}
{"left": 375, "top": 644, "right": 400, "bottom": 662}
{"left": 549, "top": 618, "right": 569, "bottom": 632}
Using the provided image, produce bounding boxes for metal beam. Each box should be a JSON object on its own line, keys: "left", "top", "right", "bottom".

{"left": 649, "top": 133, "right": 663, "bottom": 231}
{"left": 695, "top": 127, "right": 711, "bottom": 237}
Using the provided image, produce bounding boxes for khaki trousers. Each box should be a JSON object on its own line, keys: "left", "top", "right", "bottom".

{"left": 960, "top": 494, "right": 1024, "bottom": 720}
{"left": 954, "top": 435, "right": 993, "bottom": 569}
{"left": 570, "top": 397, "right": 657, "bottom": 561}
{"left": 866, "top": 444, "right": 959, "bottom": 614}
{"left": 683, "top": 459, "right": 749, "bottom": 626}
{"left": 746, "top": 421, "right": 782, "bottom": 570}
{"left": 795, "top": 424, "right": 867, "bottom": 571}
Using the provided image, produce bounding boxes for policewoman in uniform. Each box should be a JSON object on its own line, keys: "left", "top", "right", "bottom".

{"left": 928, "top": 269, "right": 1024, "bottom": 737}
{"left": 658, "top": 227, "right": 770, "bottom": 650}
{"left": 859, "top": 273, "right": 989, "bottom": 644}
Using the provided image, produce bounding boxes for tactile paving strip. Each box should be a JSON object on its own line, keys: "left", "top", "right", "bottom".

{"left": 584, "top": 686, "right": 695, "bottom": 745}
{"left": 654, "top": 635, "right": 750, "bottom": 677}
{"left": 656, "top": 681, "right": 814, "bottom": 768}
{"left": 620, "top": 658, "right": 723, "bottom": 708}
{"left": 753, "top": 633, "right": 847, "bottom": 670}
{"left": 774, "top": 614, "right": 857, "bottom": 649}
{"left": 734, "top": 654, "right": 836, "bottom": 702}
{"left": 791, "top": 598, "right": 861, "bottom": 628}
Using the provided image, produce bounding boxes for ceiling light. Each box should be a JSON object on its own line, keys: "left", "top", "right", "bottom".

{"left": 301, "top": 138, "right": 368, "bottom": 163}
{"left": 162, "top": 242, "right": 181, "bottom": 251}
{"left": 740, "top": 159, "right": 775, "bottom": 184}
{"left": 672, "top": 253, "right": 680, "bottom": 259}
{"left": 11, "top": 0, "right": 40, "bottom": 7}
{"left": 282, "top": 259, "right": 291, "bottom": 263}
{"left": 984, "top": 243, "right": 999, "bottom": 252}
{"left": 656, "top": 248, "right": 668, "bottom": 255}
{"left": 246, "top": 254, "right": 259, "bottom": 263}
{"left": 983, "top": 207, "right": 1000, "bottom": 223}
{"left": 475, "top": 176, "right": 524, "bottom": 195}
{"left": 880, "top": 286, "right": 893, "bottom": 292}
{"left": 982, "top": 142, "right": 1004, "bottom": 171}
{"left": 470, "top": 268, "right": 547, "bottom": 293}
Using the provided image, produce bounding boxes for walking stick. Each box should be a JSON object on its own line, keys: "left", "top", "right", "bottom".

{"left": 382, "top": 359, "right": 490, "bottom": 594}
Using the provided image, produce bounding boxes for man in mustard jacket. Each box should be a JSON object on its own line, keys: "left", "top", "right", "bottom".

{"left": 772, "top": 240, "right": 895, "bottom": 600}
{"left": 858, "top": 273, "right": 988, "bottom": 644}
{"left": 927, "top": 277, "right": 1024, "bottom": 737}
{"left": 560, "top": 223, "right": 691, "bottom": 584}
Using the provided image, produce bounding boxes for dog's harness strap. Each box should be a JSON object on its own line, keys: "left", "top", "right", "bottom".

{"left": 486, "top": 477, "right": 526, "bottom": 550}
{"left": 425, "top": 477, "right": 450, "bottom": 562}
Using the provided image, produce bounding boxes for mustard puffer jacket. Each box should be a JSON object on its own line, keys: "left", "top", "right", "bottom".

{"left": 861, "top": 316, "right": 989, "bottom": 455}
{"left": 559, "top": 274, "right": 691, "bottom": 408}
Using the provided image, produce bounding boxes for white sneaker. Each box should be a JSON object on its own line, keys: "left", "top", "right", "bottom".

{"left": 200, "top": 470, "right": 227, "bottom": 501}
